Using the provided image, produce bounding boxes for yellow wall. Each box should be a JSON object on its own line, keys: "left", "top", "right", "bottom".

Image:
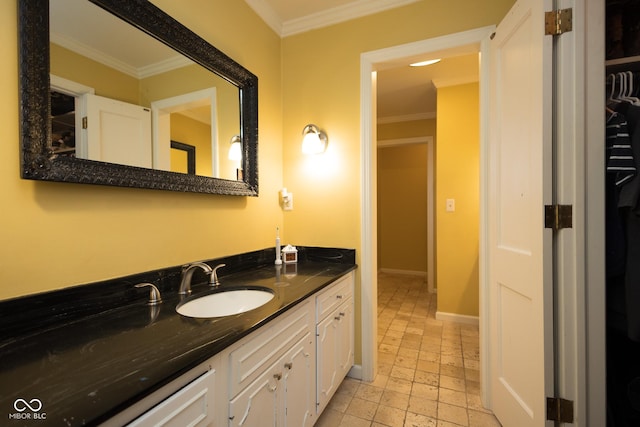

{"left": 435, "top": 82, "right": 480, "bottom": 316}
{"left": 170, "top": 113, "right": 212, "bottom": 176}
{"left": 1, "top": 0, "right": 282, "bottom": 300}
{"left": 377, "top": 144, "right": 428, "bottom": 272}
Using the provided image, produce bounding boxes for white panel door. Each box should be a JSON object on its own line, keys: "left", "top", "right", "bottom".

{"left": 82, "top": 93, "right": 152, "bottom": 168}
{"left": 487, "top": 0, "right": 554, "bottom": 425}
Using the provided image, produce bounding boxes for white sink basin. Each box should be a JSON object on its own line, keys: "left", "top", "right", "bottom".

{"left": 176, "top": 288, "right": 275, "bottom": 318}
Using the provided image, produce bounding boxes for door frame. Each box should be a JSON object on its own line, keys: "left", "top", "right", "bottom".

{"left": 359, "top": 26, "right": 494, "bottom": 399}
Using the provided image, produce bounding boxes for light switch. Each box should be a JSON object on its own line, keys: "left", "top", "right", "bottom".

{"left": 446, "top": 198, "right": 455, "bottom": 212}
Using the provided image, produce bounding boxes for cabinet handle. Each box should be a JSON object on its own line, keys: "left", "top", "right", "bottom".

{"left": 335, "top": 316, "right": 341, "bottom": 320}
{"left": 336, "top": 295, "right": 343, "bottom": 299}
{"left": 273, "top": 373, "right": 282, "bottom": 380}
{"left": 339, "top": 312, "right": 345, "bottom": 317}
{"left": 284, "top": 362, "right": 293, "bottom": 370}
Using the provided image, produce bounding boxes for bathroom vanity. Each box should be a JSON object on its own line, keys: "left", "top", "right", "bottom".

{"left": 0, "top": 247, "right": 356, "bottom": 426}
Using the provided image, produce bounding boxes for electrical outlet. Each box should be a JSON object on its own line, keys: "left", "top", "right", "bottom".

{"left": 446, "top": 198, "right": 455, "bottom": 212}
{"left": 283, "top": 192, "right": 293, "bottom": 211}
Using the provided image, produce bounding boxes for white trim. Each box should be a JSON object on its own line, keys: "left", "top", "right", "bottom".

{"left": 377, "top": 112, "right": 436, "bottom": 124}
{"left": 360, "top": 22, "right": 495, "bottom": 401}
{"left": 246, "top": 0, "right": 420, "bottom": 37}
{"left": 151, "top": 88, "right": 219, "bottom": 175}
{"left": 427, "top": 139, "right": 435, "bottom": 295}
{"left": 347, "top": 364, "right": 362, "bottom": 380}
{"left": 282, "top": 0, "right": 420, "bottom": 37}
{"left": 377, "top": 136, "right": 432, "bottom": 147}
{"left": 432, "top": 74, "right": 479, "bottom": 89}
{"left": 378, "top": 268, "right": 427, "bottom": 277}
{"left": 50, "top": 75, "right": 95, "bottom": 96}
{"left": 51, "top": 32, "right": 192, "bottom": 79}
{"left": 435, "top": 311, "right": 479, "bottom": 326}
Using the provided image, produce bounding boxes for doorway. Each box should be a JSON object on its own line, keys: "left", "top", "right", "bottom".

{"left": 359, "top": 26, "right": 494, "bottom": 400}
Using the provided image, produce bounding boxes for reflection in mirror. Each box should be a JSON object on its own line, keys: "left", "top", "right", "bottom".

{"left": 19, "top": 0, "right": 258, "bottom": 195}
{"left": 49, "top": 0, "right": 241, "bottom": 180}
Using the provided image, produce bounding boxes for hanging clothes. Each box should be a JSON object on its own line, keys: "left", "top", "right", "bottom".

{"left": 609, "top": 101, "right": 640, "bottom": 342}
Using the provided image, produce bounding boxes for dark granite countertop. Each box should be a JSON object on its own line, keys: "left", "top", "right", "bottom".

{"left": 0, "top": 247, "right": 356, "bottom": 426}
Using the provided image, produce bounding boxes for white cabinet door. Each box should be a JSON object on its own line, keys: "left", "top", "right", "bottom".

{"left": 282, "top": 333, "right": 315, "bottom": 427}
{"left": 228, "top": 366, "right": 279, "bottom": 427}
{"left": 316, "top": 308, "right": 340, "bottom": 414}
{"left": 337, "top": 299, "right": 354, "bottom": 379}
{"left": 127, "top": 369, "right": 215, "bottom": 427}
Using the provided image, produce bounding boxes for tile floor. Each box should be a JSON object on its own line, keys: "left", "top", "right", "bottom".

{"left": 315, "top": 272, "right": 502, "bottom": 427}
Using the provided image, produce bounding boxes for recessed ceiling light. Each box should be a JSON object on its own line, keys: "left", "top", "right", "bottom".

{"left": 410, "top": 59, "right": 441, "bottom": 67}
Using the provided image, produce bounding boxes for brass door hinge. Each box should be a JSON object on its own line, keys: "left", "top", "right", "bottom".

{"left": 545, "top": 8, "right": 573, "bottom": 36}
{"left": 545, "top": 205, "right": 573, "bottom": 231}
{"left": 546, "top": 397, "right": 574, "bottom": 423}
{"left": 82, "top": 116, "right": 88, "bottom": 129}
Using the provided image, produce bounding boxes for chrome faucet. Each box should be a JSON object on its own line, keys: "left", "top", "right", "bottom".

{"left": 179, "top": 262, "right": 214, "bottom": 295}
{"left": 211, "top": 263, "right": 226, "bottom": 287}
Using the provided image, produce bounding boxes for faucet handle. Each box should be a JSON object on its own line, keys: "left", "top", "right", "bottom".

{"left": 211, "top": 264, "right": 226, "bottom": 287}
{"left": 135, "top": 283, "right": 163, "bottom": 306}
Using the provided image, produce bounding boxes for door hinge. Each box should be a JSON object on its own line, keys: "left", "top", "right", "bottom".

{"left": 544, "top": 204, "right": 573, "bottom": 231}
{"left": 545, "top": 8, "right": 573, "bottom": 36}
{"left": 82, "top": 116, "right": 88, "bottom": 129}
{"left": 546, "top": 397, "right": 574, "bottom": 423}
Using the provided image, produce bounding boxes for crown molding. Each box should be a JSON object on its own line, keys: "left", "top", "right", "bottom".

{"left": 50, "top": 32, "right": 192, "bottom": 79}
{"left": 246, "top": 0, "right": 420, "bottom": 38}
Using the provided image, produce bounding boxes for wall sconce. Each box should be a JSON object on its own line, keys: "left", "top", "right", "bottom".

{"left": 301, "top": 124, "right": 327, "bottom": 154}
{"left": 228, "top": 135, "right": 242, "bottom": 161}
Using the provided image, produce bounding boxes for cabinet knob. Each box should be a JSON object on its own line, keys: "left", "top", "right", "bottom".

{"left": 336, "top": 295, "right": 343, "bottom": 299}
{"left": 335, "top": 316, "right": 341, "bottom": 320}
{"left": 339, "top": 312, "right": 345, "bottom": 317}
{"left": 284, "top": 362, "right": 293, "bottom": 370}
{"left": 273, "top": 373, "right": 282, "bottom": 380}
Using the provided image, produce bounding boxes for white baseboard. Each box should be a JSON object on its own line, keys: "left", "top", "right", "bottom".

{"left": 347, "top": 364, "right": 362, "bottom": 380}
{"left": 379, "top": 268, "right": 427, "bottom": 277}
{"left": 435, "top": 311, "right": 479, "bottom": 325}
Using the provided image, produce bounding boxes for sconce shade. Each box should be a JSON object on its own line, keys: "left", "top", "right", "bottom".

{"left": 228, "top": 135, "right": 242, "bottom": 161}
{"left": 301, "top": 124, "right": 327, "bottom": 154}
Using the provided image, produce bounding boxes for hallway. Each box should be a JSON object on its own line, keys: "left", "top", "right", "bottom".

{"left": 316, "top": 272, "right": 501, "bottom": 427}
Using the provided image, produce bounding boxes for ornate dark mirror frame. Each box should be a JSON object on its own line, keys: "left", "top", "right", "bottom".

{"left": 19, "top": 0, "right": 258, "bottom": 196}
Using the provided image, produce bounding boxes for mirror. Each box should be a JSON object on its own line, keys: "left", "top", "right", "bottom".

{"left": 19, "top": 0, "right": 258, "bottom": 195}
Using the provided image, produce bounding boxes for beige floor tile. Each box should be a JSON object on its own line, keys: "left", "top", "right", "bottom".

{"left": 410, "top": 382, "right": 439, "bottom": 400}
{"left": 380, "top": 390, "right": 410, "bottom": 411}
{"left": 439, "top": 387, "right": 468, "bottom": 408}
{"left": 327, "top": 391, "right": 353, "bottom": 413}
{"left": 440, "top": 374, "right": 466, "bottom": 392}
{"left": 374, "top": 405, "right": 407, "bottom": 427}
{"left": 416, "top": 359, "right": 440, "bottom": 374}
{"left": 337, "top": 377, "right": 361, "bottom": 396}
{"left": 370, "top": 374, "right": 390, "bottom": 389}
{"left": 414, "top": 370, "right": 439, "bottom": 386}
{"left": 339, "top": 413, "right": 373, "bottom": 427}
{"left": 440, "top": 365, "right": 466, "bottom": 380}
{"left": 390, "top": 365, "right": 415, "bottom": 381}
{"left": 346, "top": 397, "right": 379, "bottom": 420}
{"left": 405, "top": 412, "right": 437, "bottom": 427}
{"left": 468, "top": 409, "right": 502, "bottom": 427}
{"left": 316, "top": 409, "right": 344, "bottom": 427}
{"left": 355, "top": 383, "right": 384, "bottom": 403}
{"left": 407, "top": 396, "right": 438, "bottom": 418}
{"left": 386, "top": 377, "right": 413, "bottom": 395}
{"left": 438, "top": 402, "right": 469, "bottom": 426}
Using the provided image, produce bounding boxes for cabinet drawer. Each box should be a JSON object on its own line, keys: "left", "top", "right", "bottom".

{"left": 229, "top": 299, "right": 313, "bottom": 398}
{"left": 315, "top": 273, "right": 354, "bottom": 322}
{"left": 127, "top": 369, "right": 215, "bottom": 427}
